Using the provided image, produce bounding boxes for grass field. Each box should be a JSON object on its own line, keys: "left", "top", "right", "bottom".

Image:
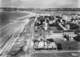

{"left": 0, "top": 11, "right": 28, "bottom": 26}
{"left": 0, "top": 11, "right": 29, "bottom": 48}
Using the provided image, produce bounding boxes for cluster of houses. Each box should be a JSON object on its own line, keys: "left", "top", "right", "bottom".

{"left": 32, "top": 14, "right": 80, "bottom": 50}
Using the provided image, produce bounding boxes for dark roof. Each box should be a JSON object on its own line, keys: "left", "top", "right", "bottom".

{"left": 47, "top": 39, "right": 54, "bottom": 42}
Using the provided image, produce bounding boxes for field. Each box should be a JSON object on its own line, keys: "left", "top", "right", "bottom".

{"left": 32, "top": 52, "right": 80, "bottom": 57}
{"left": 0, "top": 11, "right": 28, "bottom": 26}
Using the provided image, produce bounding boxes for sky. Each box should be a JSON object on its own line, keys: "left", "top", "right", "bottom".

{"left": 0, "top": 0, "right": 79, "bottom": 8}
